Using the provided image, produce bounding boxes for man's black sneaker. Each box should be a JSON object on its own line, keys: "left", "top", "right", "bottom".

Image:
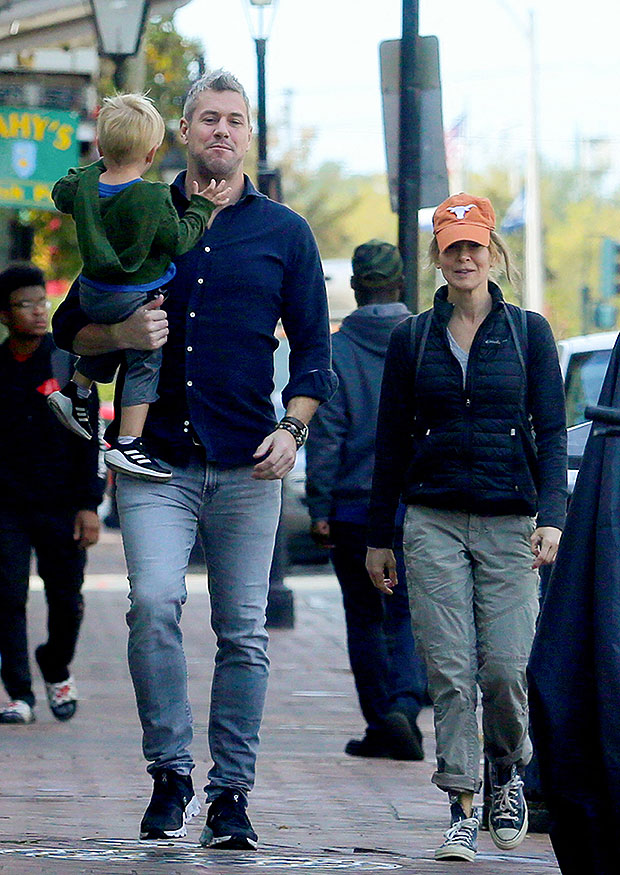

{"left": 489, "top": 763, "right": 528, "bottom": 850}
{"left": 384, "top": 710, "right": 424, "bottom": 760}
{"left": 105, "top": 439, "right": 172, "bottom": 482}
{"left": 140, "top": 769, "right": 200, "bottom": 839}
{"left": 435, "top": 796, "right": 479, "bottom": 862}
{"left": 199, "top": 789, "right": 258, "bottom": 850}
{"left": 345, "top": 715, "right": 423, "bottom": 761}
{"left": 344, "top": 728, "right": 391, "bottom": 758}
{"left": 48, "top": 383, "right": 93, "bottom": 440}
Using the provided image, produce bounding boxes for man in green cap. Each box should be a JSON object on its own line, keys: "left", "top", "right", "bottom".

{"left": 305, "top": 239, "right": 427, "bottom": 759}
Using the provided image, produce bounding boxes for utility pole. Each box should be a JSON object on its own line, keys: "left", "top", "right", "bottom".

{"left": 524, "top": 9, "right": 544, "bottom": 313}
{"left": 399, "top": 0, "right": 420, "bottom": 313}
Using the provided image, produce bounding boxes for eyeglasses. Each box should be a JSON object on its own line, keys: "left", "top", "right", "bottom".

{"left": 10, "top": 299, "right": 52, "bottom": 312}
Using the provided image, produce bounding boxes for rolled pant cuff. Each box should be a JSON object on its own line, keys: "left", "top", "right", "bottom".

{"left": 432, "top": 770, "right": 482, "bottom": 794}
{"left": 488, "top": 748, "right": 532, "bottom": 771}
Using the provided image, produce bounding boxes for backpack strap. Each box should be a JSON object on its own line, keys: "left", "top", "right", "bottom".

{"left": 409, "top": 308, "right": 433, "bottom": 394}
{"left": 503, "top": 302, "right": 529, "bottom": 396}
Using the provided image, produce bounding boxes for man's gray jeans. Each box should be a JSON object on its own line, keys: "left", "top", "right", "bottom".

{"left": 116, "top": 456, "right": 281, "bottom": 799}
{"left": 403, "top": 505, "right": 539, "bottom": 794}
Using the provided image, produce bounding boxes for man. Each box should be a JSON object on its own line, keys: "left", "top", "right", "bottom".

{"left": 0, "top": 262, "right": 102, "bottom": 725}
{"left": 306, "top": 240, "right": 426, "bottom": 761}
{"left": 52, "top": 70, "right": 336, "bottom": 849}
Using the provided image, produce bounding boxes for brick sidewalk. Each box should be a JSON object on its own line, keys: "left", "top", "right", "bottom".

{"left": 0, "top": 532, "right": 560, "bottom": 874}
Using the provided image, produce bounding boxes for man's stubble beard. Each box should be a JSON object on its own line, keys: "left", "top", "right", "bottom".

{"left": 193, "top": 148, "right": 242, "bottom": 182}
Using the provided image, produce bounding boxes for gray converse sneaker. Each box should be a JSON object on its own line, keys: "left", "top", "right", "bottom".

{"left": 489, "top": 763, "right": 528, "bottom": 850}
{"left": 434, "top": 797, "right": 479, "bottom": 862}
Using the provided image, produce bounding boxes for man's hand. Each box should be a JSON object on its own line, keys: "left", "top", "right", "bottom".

{"left": 252, "top": 429, "right": 297, "bottom": 480}
{"left": 110, "top": 295, "right": 169, "bottom": 351}
{"left": 530, "top": 525, "right": 562, "bottom": 569}
{"left": 311, "top": 519, "right": 333, "bottom": 548}
{"left": 366, "top": 546, "right": 398, "bottom": 595}
{"left": 73, "top": 510, "right": 100, "bottom": 548}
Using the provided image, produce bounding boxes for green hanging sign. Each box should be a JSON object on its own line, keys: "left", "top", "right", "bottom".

{"left": 0, "top": 105, "right": 80, "bottom": 210}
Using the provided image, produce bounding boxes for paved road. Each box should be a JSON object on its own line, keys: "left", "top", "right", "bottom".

{"left": 0, "top": 529, "right": 560, "bottom": 874}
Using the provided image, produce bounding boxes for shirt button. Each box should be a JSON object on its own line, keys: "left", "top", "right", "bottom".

{"left": 204, "top": 246, "right": 211, "bottom": 253}
{"left": 187, "top": 346, "right": 193, "bottom": 352}
{"left": 187, "top": 380, "right": 193, "bottom": 387}
{"left": 189, "top": 312, "right": 196, "bottom": 318}
{"left": 197, "top": 278, "right": 204, "bottom": 284}
{"left": 183, "top": 427, "right": 189, "bottom": 433}
{"left": 184, "top": 420, "right": 190, "bottom": 426}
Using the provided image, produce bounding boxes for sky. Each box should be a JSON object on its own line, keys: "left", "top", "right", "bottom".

{"left": 173, "top": 0, "right": 620, "bottom": 185}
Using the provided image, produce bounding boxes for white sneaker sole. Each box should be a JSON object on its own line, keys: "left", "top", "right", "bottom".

{"left": 48, "top": 392, "right": 92, "bottom": 440}
{"left": 105, "top": 449, "right": 172, "bottom": 482}
{"left": 434, "top": 844, "right": 476, "bottom": 862}
{"left": 489, "top": 809, "right": 529, "bottom": 850}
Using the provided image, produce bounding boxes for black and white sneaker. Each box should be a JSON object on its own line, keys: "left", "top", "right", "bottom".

{"left": 489, "top": 763, "right": 528, "bottom": 850}
{"left": 105, "top": 439, "right": 172, "bottom": 482}
{"left": 140, "top": 769, "right": 201, "bottom": 839}
{"left": 48, "top": 382, "right": 92, "bottom": 440}
{"left": 199, "top": 789, "right": 258, "bottom": 850}
{"left": 434, "top": 796, "right": 479, "bottom": 862}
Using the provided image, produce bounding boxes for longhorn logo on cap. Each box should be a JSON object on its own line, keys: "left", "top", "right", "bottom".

{"left": 447, "top": 204, "right": 476, "bottom": 220}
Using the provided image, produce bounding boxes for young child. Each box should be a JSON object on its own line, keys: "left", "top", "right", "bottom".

{"left": 48, "top": 93, "right": 230, "bottom": 482}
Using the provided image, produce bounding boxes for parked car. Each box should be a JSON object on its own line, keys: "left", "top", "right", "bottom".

{"left": 559, "top": 331, "right": 617, "bottom": 491}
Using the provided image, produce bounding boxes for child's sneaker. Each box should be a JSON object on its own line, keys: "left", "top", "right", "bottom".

{"left": 48, "top": 382, "right": 93, "bottom": 440}
{"left": 105, "top": 439, "right": 172, "bottom": 482}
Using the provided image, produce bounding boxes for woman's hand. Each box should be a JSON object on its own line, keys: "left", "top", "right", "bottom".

{"left": 366, "top": 547, "right": 398, "bottom": 595}
{"left": 530, "top": 526, "right": 562, "bottom": 569}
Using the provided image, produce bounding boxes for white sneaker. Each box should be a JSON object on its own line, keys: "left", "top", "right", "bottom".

{"left": 44, "top": 676, "right": 78, "bottom": 722}
{"left": 0, "top": 700, "right": 35, "bottom": 724}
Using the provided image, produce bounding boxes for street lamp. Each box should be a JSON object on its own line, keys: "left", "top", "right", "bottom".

{"left": 242, "top": 0, "right": 280, "bottom": 199}
{"left": 90, "top": 0, "right": 150, "bottom": 89}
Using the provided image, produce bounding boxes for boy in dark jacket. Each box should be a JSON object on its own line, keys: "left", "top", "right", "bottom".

{"left": 0, "top": 262, "right": 104, "bottom": 725}
{"left": 48, "top": 93, "right": 230, "bottom": 481}
{"left": 306, "top": 240, "right": 427, "bottom": 759}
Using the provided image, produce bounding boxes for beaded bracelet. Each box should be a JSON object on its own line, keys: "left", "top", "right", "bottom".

{"left": 276, "top": 416, "right": 309, "bottom": 449}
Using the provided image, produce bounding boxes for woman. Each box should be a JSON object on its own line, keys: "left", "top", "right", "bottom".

{"left": 366, "top": 193, "right": 566, "bottom": 862}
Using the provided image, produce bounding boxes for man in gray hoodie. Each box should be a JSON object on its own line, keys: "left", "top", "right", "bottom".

{"left": 306, "top": 240, "right": 426, "bottom": 760}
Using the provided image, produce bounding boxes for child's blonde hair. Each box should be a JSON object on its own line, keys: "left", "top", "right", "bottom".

{"left": 97, "top": 93, "right": 166, "bottom": 165}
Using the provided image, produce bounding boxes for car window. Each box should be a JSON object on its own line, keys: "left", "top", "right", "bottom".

{"left": 564, "top": 349, "right": 612, "bottom": 427}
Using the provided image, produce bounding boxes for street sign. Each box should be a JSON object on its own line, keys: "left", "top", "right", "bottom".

{"left": 0, "top": 106, "right": 80, "bottom": 210}
{"left": 380, "top": 36, "right": 449, "bottom": 212}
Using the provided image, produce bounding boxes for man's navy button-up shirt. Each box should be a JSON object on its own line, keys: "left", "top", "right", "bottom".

{"left": 53, "top": 174, "right": 337, "bottom": 468}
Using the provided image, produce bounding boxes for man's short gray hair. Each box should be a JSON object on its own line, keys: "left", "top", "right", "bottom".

{"left": 183, "top": 69, "right": 251, "bottom": 123}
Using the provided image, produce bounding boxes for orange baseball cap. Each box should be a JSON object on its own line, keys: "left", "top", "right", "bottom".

{"left": 432, "top": 193, "right": 496, "bottom": 253}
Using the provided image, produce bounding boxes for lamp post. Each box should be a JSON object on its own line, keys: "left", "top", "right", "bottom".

{"left": 398, "top": 0, "right": 420, "bottom": 313}
{"left": 242, "top": 0, "right": 281, "bottom": 199}
{"left": 90, "top": 0, "right": 150, "bottom": 90}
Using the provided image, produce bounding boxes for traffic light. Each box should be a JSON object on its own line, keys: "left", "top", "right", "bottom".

{"left": 600, "top": 237, "right": 620, "bottom": 299}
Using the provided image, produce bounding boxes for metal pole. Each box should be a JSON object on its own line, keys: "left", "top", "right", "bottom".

{"left": 524, "top": 9, "right": 544, "bottom": 313}
{"left": 398, "top": 0, "right": 420, "bottom": 313}
{"left": 255, "top": 36, "right": 269, "bottom": 192}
